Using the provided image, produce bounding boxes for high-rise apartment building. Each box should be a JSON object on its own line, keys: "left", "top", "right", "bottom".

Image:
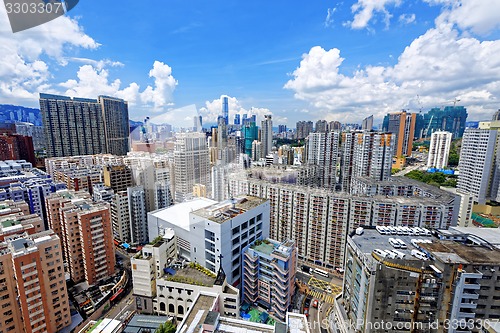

{"left": 173, "top": 132, "right": 210, "bottom": 202}
{"left": 383, "top": 111, "right": 416, "bottom": 157}
{"left": 53, "top": 166, "right": 103, "bottom": 192}
{"left": 337, "top": 227, "right": 500, "bottom": 333}
{"left": 103, "top": 163, "right": 133, "bottom": 192}
{"left": 40, "top": 93, "right": 106, "bottom": 157}
{"left": 128, "top": 186, "right": 148, "bottom": 245}
{"left": 251, "top": 140, "right": 263, "bottom": 161}
{"left": 296, "top": 121, "right": 313, "bottom": 139}
{"left": 242, "top": 239, "right": 297, "bottom": 321}
{"left": 111, "top": 190, "right": 131, "bottom": 243}
{"left": 427, "top": 131, "right": 452, "bottom": 169}
{"left": 124, "top": 153, "right": 173, "bottom": 212}
{"left": 261, "top": 115, "right": 273, "bottom": 158}
{"left": 98, "top": 95, "right": 130, "bottom": 155}
{"left": 306, "top": 131, "right": 340, "bottom": 189}
{"left": 45, "top": 190, "right": 115, "bottom": 284}
{"left": 457, "top": 128, "right": 499, "bottom": 204}
{"left": 228, "top": 176, "right": 457, "bottom": 270}
{"left": 15, "top": 122, "right": 45, "bottom": 150}
{"left": 422, "top": 106, "right": 468, "bottom": 139}
{"left": 351, "top": 132, "right": 394, "bottom": 182}
{"left": 0, "top": 230, "right": 71, "bottom": 333}
{"left": 315, "top": 119, "right": 329, "bottom": 133}
{"left": 361, "top": 115, "right": 373, "bottom": 130}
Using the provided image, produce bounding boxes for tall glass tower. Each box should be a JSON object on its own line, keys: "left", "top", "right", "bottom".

{"left": 222, "top": 96, "right": 229, "bottom": 125}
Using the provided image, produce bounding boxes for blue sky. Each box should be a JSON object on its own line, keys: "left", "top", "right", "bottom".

{"left": 1, "top": 0, "right": 500, "bottom": 126}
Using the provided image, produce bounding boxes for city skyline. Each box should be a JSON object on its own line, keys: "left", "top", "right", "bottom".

{"left": 0, "top": 1, "right": 499, "bottom": 126}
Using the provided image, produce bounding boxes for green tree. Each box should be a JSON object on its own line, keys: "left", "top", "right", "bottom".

{"left": 156, "top": 321, "right": 176, "bottom": 333}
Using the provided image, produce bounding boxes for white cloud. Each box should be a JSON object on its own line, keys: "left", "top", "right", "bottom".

{"left": 324, "top": 7, "right": 337, "bottom": 27}
{"left": 399, "top": 13, "right": 416, "bottom": 24}
{"left": 59, "top": 61, "right": 178, "bottom": 114}
{"left": 140, "top": 61, "right": 178, "bottom": 110}
{"left": 66, "top": 58, "right": 124, "bottom": 70}
{"left": 285, "top": 23, "right": 500, "bottom": 122}
{"left": 346, "top": 0, "right": 401, "bottom": 29}
{"left": 0, "top": 7, "right": 177, "bottom": 116}
{"left": 199, "top": 95, "right": 287, "bottom": 124}
{"left": 434, "top": 0, "right": 500, "bottom": 35}
{"left": 0, "top": 6, "right": 99, "bottom": 104}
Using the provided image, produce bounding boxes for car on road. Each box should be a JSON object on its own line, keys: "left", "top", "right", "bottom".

{"left": 303, "top": 308, "right": 309, "bottom": 317}
{"left": 304, "top": 296, "right": 312, "bottom": 308}
{"left": 312, "top": 299, "right": 318, "bottom": 308}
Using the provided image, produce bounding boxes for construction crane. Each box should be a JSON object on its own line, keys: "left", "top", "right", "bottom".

{"left": 441, "top": 98, "right": 461, "bottom": 108}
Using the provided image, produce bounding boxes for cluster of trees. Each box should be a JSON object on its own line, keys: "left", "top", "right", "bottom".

{"left": 275, "top": 138, "right": 304, "bottom": 147}
{"left": 405, "top": 170, "right": 457, "bottom": 188}
{"left": 156, "top": 321, "right": 176, "bottom": 333}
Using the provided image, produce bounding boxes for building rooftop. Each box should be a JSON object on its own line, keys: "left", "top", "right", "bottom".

{"left": 122, "top": 314, "right": 170, "bottom": 333}
{"left": 351, "top": 228, "right": 431, "bottom": 261}
{"left": 449, "top": 226, "right": 500, "bottom": 250}
{"left": 192, "top": 196, "right": 267, "bottom": 224}
{"left": 165, "top": 265, "right": 216, "bottom": 287}
{"left": 251, "top": 239, "right": 295, "bottom": 259}
{"left": 420, "top": 240, "right": 500, "bottom": 265}
{"left": 181, "top": 293, "right": 217, "bottom": 333}
{"left": 287, "top": 313, "right": 311, "bottom": 333}
{"left": 149, "top": 197, "right": 216, "bottom": 231}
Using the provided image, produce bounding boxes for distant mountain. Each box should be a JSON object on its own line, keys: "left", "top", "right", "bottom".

{"left": 129, "top": 120, "right": 143, "bottom": 127}
{"left": 0, "top": 104, "right": 42, "bottom": 126}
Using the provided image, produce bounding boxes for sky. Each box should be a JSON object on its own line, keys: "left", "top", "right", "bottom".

{"left": 1, "top": 0, "right": 500, "bottom": 127}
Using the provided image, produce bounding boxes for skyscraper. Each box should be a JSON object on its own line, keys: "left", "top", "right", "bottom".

{"left": 40, "top": 93, "right": 130, "bottom": 157}
{"left": 222, "top": 96, "right": 229, "bottom": 125}
{"left": 315, "top": 119, "right": 329, "bottom": 133}
{"left": 173, "top": 132, "right": 210, "bottom": 202}
{"left": 306, "top": 131, "right": 340, "bottom": 189}
{"left": 352, "top": 132, "right": 395, "bottom": 182}
{"left": 422, "top": 106, "right": 468, "bottom": 139}
{"left": 243, "top": 121, "right": 258, "bottom": 156}
{"left": 427, "top": 131, "right": 452, "bottom": 169}
{"left": 457, "top": 128, "right": 498, "bottom": 204}
{"left": 383, "top": 111, "right": 416, "bottom": 157}
{"left": 361, "top": 115, "right": 373, "bottom": 130}
{"left": 128, "top": 185, "right": 148, "bottom": 244}
{"left": 234, "top": 114, "right": 240, "bottom": 125}
{"left": 261, "top": 115, "right": 273, "bottom": 157}
{"left": 296, "top": 121, "right": 313, "bottom": 139}
{"left": 99, "top": 95, "right": 130, "bottom": 155}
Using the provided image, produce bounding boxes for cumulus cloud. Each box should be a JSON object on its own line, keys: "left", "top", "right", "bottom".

{"left": 284, "top": 23, "right": 500, "bottom": 122}
{"left": 434, "top": 0, "right": 500, "bottom": 35}
{"left": 346, "top": 0, "right": 401, "bottom": 29}
{"left": 60, "top": 61, "right": 177, "bottom": 113}
{"left": 199, "top": 95, "right": 287, "bottom": 124}
{"left": 348, "top": 0, "right": 500, "bottom": 34}
{"left": 140, "top": 61, "right": 178, "bottom": 110}
{"left": 0, "top": 6, "right": 177, "bottom": 115}
{"left": 0, "top": 6, "right": 99, "bottom": 103}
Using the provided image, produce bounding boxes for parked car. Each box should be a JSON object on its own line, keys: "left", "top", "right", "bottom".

{"left": 312, "top": 299, "right": 319, "bottom": 308}
{"left": 303, "top": 308, "right": 309, "bottom": 317}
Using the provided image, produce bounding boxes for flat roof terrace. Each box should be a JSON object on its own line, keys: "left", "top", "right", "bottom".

{"left": 192, "top": 196, "right": 267, "bottom": 224}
